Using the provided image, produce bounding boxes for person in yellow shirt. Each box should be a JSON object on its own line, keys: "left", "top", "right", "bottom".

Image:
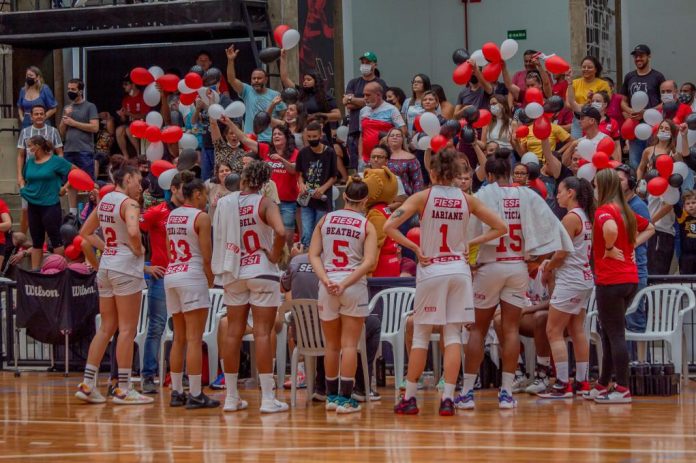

{"left": 565, "top": 56, "right": 611, "bottom": 138}
{"left": 516, "top": 123, "right": 571, "bottom": 163}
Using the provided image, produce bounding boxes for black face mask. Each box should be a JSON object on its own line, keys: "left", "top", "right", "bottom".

{"left": 26, "top": 78, "right": 36, "bottom": 86}
{"left": 308, "top": 139, "right": 321, "bottom": 148}
{"left": 470, "top": 75, "right": 479, "bottom": 85}
{"left": 679, "top": 92, "right": 694, "bottom": 104}
{"left": 67, "top": 91, "right": 79, "bottom": 101}
{"left": 303, "top": 86, "right": 316, "bottom": 94}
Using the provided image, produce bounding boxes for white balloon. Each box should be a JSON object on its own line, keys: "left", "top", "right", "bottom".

{"left": 177, "top": 79, "right": 193, "bottom": 95}
{"left": 471, "top": 49, "right": 488, "bottom": 67}
{"left": 148, "top": 66, "right": 164, "bottom": 80}
{"left": 688, "top": 129, "right": 696, "bottom": 147}
{"left": 208, "top": 103, "right": 224, "bottom": 121}
{"left": 158, "top": 168, "right": 178, "bottom": 190}
{"left": 677, "top": 133, "right": 684, "bottom": 152}
{"left": 520, "top": 152, "right": 540, "bottom": 165}
{"left": 500, "top": 39, "right": 519, "bottom": 61}
{"left": 673, "top": 161, "right": 690, "bottom": 179}
{"left": 336, "top": 125, "right": 349, "bottom": 143}
{"left": 634, "top": 123, "right": 652, "bottom": 140}
{"left": 178, "top": 103, "right": 192, "bottom": 118}
{"left": 179, "top": 133, "right": 198, "bottom": 151}
{"left": 662, "top": 186, "right": 681, "bottom": 205}
{"left": 225, "top": 101, "right": 246, "bottom": 118}
{"left": 146, "top": 141, "right": 164, "bottom": 161}
{"left": 417, "top": 135, "right": 432, "bottom": 151}
{"left": 524, "top": 102, "right": 544, "bottom": 120}
{"left": 643, "top": 108, "right": 663, "bottom": 126}
{"left": 420, "top": 112, "right": 441, "bottom": 137}
{"left": 282, "top": 29, "right": 301, "bottom": 50}
{"left": 577, "top": 163, "right": 597, "bottom": 181}
{"left": 143, "top": 82, "right": 160, "bottom": 107}
{"left": 576, "top": 139, "right": 595, "bottom": 161}
{"left": 631, "top": 91, "right": 649, "bottom": 111}
{"left": 145, "top": 111, "right": 163, "bottom": 128}
{"left": 197, "top": 87, "right": 220, "bottom": 105}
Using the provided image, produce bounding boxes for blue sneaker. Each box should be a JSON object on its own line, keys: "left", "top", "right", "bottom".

{"left": 454, "top": 389, "right": 475, "bottom": 410}
{"left": 336, "top": 396, "right": 362, "bottom": 414}
{"left": 209, "top": 373, "right": 226, "bottom": 390}
{"left": 326, "top": 394, "right": 340, "bottom": 411}
{"left": 498, "top": 389, "right": 517, "bottom": 409}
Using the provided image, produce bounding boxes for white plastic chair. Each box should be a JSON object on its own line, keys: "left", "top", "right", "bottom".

{"left": 584, "top": 288, "right": 603, "bottom": 372}
{"left": 625, "top": 284, "right": 696, "bottom": 381}
{"left": 96, "top": 290, "right": 148, "bottom": 372}
{"left": 287, "top": 299, "right": 369, "bottom": 407}
{"left": 239, "top": 308, "right": 288, "bottom": 389}
{"left": 369, "top": 288, "right": 415, "bottom": 390}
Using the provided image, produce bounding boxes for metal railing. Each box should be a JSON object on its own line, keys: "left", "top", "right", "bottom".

{"left": 9, "top": 0, "right": 180, "bottom": 11}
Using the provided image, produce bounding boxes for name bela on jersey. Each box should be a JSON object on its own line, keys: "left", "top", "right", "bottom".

{"left": 431, "top": 197, "right": 464, "bottom": 220}
{"left": 239, "top": 205, "right": 257, "bottom": 227}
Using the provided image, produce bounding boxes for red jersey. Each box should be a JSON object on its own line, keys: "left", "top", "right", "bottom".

{"left": 121, "top": 93, "right": 150, "bottom": 116}
{"left": 0, "top": 199, "right": 9, "bottom": 245}
{"left": 599, "top": 117, "right": 620, "bottom": 139}
{"left": 258, "top": 143, "right": 299, "bottom": 202}
{"left": 140, "top": 202, "right": 172, "bottom": 267}
{"left": 593, "top": 204, "right": 649, "bottom": 285}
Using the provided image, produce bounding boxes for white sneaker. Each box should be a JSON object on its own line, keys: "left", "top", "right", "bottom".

{"left": 223, "top": 396, "right": 249, "bottom": 412}
{"left": 582, "top": 384, "right": 608, "bottom": 401}
{"left": 112, "top": 387, "right": 154, "bottom": 405}
{"left": 594, "top": 387, "right": 631, "bottom": 404}
{"left": 511, "top": 373, "right": 530, "bottom": 393}
{"left": 75, "top": 383, "right": 106, "bottom": 404}
{"left": 260, "top": 398, "right": 289, "bottom": 414}
{"left": 524, "top": 375, "right": 549, "bottom": 394}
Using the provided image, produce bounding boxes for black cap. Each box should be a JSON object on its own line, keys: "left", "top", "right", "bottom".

{"left": 575, "top": 105, "right": 601, "bottom": 123}
{"left": 631, "top": 44, "right": 651, "bottom": 56}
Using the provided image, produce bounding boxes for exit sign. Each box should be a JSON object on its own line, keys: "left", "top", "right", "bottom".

{"left": 507, "top": 30, "right": 527, "bottom": 40}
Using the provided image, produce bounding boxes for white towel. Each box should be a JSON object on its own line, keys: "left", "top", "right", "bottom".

{"left": 212, "top": 191, "right": 241, "bottom": 279}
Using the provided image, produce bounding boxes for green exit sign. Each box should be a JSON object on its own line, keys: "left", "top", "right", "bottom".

{"left": 507, "top": 30, "right": 527, "bottom": 40}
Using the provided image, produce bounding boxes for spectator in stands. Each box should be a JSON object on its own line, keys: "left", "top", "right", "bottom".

{"left": 358, "top": 82, "right": 406, "bottom": 169}
{"left": 20, "top": 135, "right": 76, "bottom": 270}
{"left": 454, "top": 62, "right": 493, "bottom": 118}
{"left": 482, "top": 94, "right": 513, "bottom": 151}
{"left": 604, "top": 77, "right": 625, "bottom": 129}
{"left": 431, "top": 84, "right": 455, "bottom": 120}
{"left": 225, "top": 44, "right": 285, "bottom": 144}
{"left": 195, "top": 50, "right": 230, "bottom": 96}
{"left": 385, "top": 128, "right": 423, "bottom": 196}
{"left": 401, "top": 74, "right": 431, "bottom": 135}
{"left": 620, "top": 44, "right": 666, "bottom": 169}
{"left": 343, "top": 52, "right": 388, "bottom": 169}
{"left": 115, "top": 75, "right": 149, "bottom": 158}
{"left": 565, "top": 56, "right": 611, "bottom": 138}
{"left": 195, "top": 84, "right": 233, "bottom": 181}
{"left": 205, "top": 160, "right": 234, "bottom": 220}
{"left": 676, "top": 190, "right": 696, "bottom": 274}
{"left": 659, "top": 80, "right": 692, "bottom": 122}
{"left": 208, "top": 115, "right": 244, "bottom": 174}
{"left": 386, "top": 87, "right": 407, "bottom": 114}
{"left": 59, "top": 78, "right": 99, "bottom": 217}
{"left": 95, "top": 112, "right": 116, "bottom": 182}
{"left": 511, "top": 49, "right": 540, "bottom": 94}
{"left": 576, "top": 105, "right": 619, "bottom": 160}
{"left": 17, "top": 66, "right": 58, "bottom": 129}
{"left": 679, "top": 82, "right": 696, "bottom": 113}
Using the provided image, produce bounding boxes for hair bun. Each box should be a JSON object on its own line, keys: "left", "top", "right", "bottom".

{"left": 495, "top": 148, "right": 512, "bottom": 160}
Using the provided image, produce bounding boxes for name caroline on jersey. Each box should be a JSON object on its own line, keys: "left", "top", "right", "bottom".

{"left": 431, "top": 197, "right": 464, "bottom": 220}
{"left": 98, "top": 202, "right": 116, "bottom": 223}
{"left": 239, "top": 205, "right": 257, "bottom": 227}
{"left": 325, "top": 215, "right": 363, "bottom": 238}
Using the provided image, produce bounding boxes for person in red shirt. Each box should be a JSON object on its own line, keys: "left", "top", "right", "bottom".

{"left": 588, "top": 169, "right": 654, "bottom": 404}
{"left": 659, "top": 80, "right": 692, "bottom": 123}
{"left": 116, "top": 75, "right": 150, "bottom": 158}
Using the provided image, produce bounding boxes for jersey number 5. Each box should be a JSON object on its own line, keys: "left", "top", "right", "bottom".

{"left": 496, "top": 223, "right": 522, "bottom": 253}
{"left": 332, "top": 240, "right": 349, "bottom": 267}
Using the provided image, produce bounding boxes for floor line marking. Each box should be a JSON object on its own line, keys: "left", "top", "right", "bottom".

{"left": 75, "top": 443, "right": 97, "bottom": 447}
{"left": 28, "top": 442, "right": 52, "bottom": 446}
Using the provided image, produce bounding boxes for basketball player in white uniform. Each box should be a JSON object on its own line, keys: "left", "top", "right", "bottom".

{"left": 308, "top": 176, "right": 378, "bottom": 414}
{"left": 220, "top": 160, "right": 287, "bottom": 413}
{"left": 385, "top": 148, "right": 507, "bottom": 416}
{"left": 76, "top": 166, "right": 153, "bottom": 405}
{"left": 165, "top": 172, "right": 218, "bottom": 409}
{"left": 538, "top": 177, "right": 595, "bottom": 398}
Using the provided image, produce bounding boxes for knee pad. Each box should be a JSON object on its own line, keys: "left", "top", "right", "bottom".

{"left": 444, "top": 323, "right": 463, "bottom": 347}
{"left": 412, "top": 324, "right": 433, "bottom": 350}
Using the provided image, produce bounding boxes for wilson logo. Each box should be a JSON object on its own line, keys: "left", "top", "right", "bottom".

{"left": 72, "top": 286, "right": 96, "bottom": 297}
{"left": 25, "top": 285, "right": 59, "bottom": 298}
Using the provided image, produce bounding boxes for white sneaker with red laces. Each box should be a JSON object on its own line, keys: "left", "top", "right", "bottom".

{"left": 582, "top": 384, "right": 608, "bottom": 401}
{"left": 594, "top": 386, "right": 632, "bottom": 404}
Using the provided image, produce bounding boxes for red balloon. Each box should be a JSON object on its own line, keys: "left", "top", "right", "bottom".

{"left": 533, "top": 117, "right": 551, "bottom": 140}
{"left": 515, "top": 125, "right": 530, "bottom": 138}
{"left": 65, "top": 244, "right": 81, "bottom": 261}
{"left": 482, "top": 62, "right": 502, "bottom": 82}
{"left": 529, "top": 178, "right": 547, "bottom": 200}
{"left": 655, "top": 154, "right": 674, "bottom": 179}
{"left": 482, "top": 42, "right": 502, "bottom": 63}
{"left": 157, "top": 74, "right": 180, "bottom": 93}
{"left": 274, "top": 25, "right": 290, "bottom": 46}
{"left": 406, "top": 227, "right": 420, "bottom": 247}
{"left": 130, "top": 67, "right": 154, "bottom": 86}
{"left": 524, "top": 87, "right": 544, "bottom": 105}
{"left": 592, "top": 152, "right": 610, "bottom": 170}
{"left": 68, "top": 169, "right": 95, "bottom": 192}
{"left": 430, "top": 134, "right": 448, "bottom": 153}
{"left": 130, "top": 120, "right": 148, "bottom": 138}
{"left": 72, "top": 235, "right": 84, "bottom": 249}
{"left": 99, "top": 184, "right": 115, "bottom": 199}
{"left": 647, "top": 177, "right": 669, "bottom": 196}
{"left": 179, "top": 92, "right": 197, "bottom": 106}
{"left": 151, "top": 160, "right": 176, "bottom": 177}
{"left": 578, "top": 158, "right": 589, "bottom": 167}
{"left": 545, "top": 55, "right": 570, "bottom": 74}
{"left": 621, "top": 119, "right": 638, "bottom": 140}
{"left": 145, "top": 125, "right": 162, "bottom": 143}
{"left": 184, "top": 72, "right": 203, "bottom": 90}
{"left": 452, "top": 62, "right": 473, "bottom": 86}
{"left": 247, "top": 133, "right": 258, "bottom": 141}
{"left": 161, "top": 125, "right": 184, "bottom": 144}
{"left": 596, "top": 137, "right": 615, "bottom": 156}
{"left": 414, "top": 115, "right": 422, "bottom": 133}
{"left": 473, "top": 109, "right": 492, "bottom": 129}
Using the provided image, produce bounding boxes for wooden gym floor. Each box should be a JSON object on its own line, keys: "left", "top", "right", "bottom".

{"left": 1, "top": 373, "right": 696, "bottom": 462}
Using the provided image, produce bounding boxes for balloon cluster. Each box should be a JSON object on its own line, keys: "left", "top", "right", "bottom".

{"left": 574, "top": 137, "right": 619, "bottom": 181}
{"left": 452, "top": 39, "right": 519, "bottom": 86}
{"left": 256, "top": 25, "right": 301, "bottom": 64}
{"left": 646, "top": 155, "right": 689, "bottom": 205}
{"left": 65, "top": 235, "right": 84, "bottom": 261}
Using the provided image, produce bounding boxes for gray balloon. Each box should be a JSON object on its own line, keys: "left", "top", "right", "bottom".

{"left": 224, "top": 173, "right": 241, "bottom": 192}
{"left": 253, "top": 112, "right": 272, "bottom": 134}
{"left": 281, "top": 87, "right": 299, "bottom": 104}
{"left": 203, "top": 67, "right": 222, "bottom": 87}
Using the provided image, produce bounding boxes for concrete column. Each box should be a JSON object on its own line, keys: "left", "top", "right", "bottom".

{"left": 268, "top": 0, "right": 299, "bottom": 90}
{"left": 568, "top": 0, "right": 587, "bottom": 73}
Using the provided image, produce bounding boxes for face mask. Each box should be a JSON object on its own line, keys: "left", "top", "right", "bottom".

{"left": 679, "top": 92, "right": 693, "bottom": 104}
{"left": 308, "top": 139, "right": 321, "bottom": 148}
{"left": 591, "top": 102, "right": 603, "bottom": 111}
{"left": 26, "top": 78, "right": 35, "bottom": 86}
{"left": 490, "top": 104, "right": 502, "bottom": 116}
{"left": 286, "top": 118, "right": 297, "bottom": 124}
{"left": 657, "top": 131, "right": 671, "bottom": 141}
{"left": 470, "top": 75, "right": 479, "bottom": 85}
{"left": 303, "top": 86, "right": 316, "bottom": 94}
{"left": 661, "top": 93, "right": 675, "bottom": 104}
{"left": 359, "top": 64, "right": 372, "bottom": 76}
{"left": 67, "top": 91, "right": 79, "bottom": 101}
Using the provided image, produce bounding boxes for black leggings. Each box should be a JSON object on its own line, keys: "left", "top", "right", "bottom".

{"left": 596, "top": 283, "right": 637, "bottom": 387}
{"left": 27, "top": 202, "right": 63, "bottom": 250}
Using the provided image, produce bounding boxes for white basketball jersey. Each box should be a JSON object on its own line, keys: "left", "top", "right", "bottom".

{"left": 478, "top": 187, "right": 525, "bottom": 264}
{"left": 555, "top": 207, "right": 594, "bottom": 290}
{"left": 238, "top": 193, "right": 278, "bottom": 278}
{"left": 164, "top": 206, "right": 205, "bottom": 287}
{"left": 98, "top": 191, "right": 144, "bottom": 278}
{"left": 418, "top": 185, "right": 471, "bottom": 281}
{"left": 527, "top": 270, "right": 549, "bottom": 306}
{"left": 321, "top": 209, "right": 367, "bottom": 279}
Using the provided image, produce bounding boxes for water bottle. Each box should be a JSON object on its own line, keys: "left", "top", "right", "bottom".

{"left": 376, "top": 357, "right": 386, "bottom": 387}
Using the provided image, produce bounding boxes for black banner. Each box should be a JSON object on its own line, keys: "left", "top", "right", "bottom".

{"left": 298, "top": 0, "right": 337, "bottom": 98}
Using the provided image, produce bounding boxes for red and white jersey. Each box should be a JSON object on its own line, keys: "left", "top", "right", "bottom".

{"left": 418, "top": 185, "right": 471, "bottom": 282}
{"left": 238, "top": 193, "right": 278, "bottom": 279}
{"left": 527, "top": 270, "right": 549, "bottom": 306}
{"left": 98, "top": 191, "right": 144, "bottom": 278}
{"left": 164, "top": 206, "right": 205, "bottom": 287}
{"left": 478, "top": 187, "right": 525, "bottom": 264}
{"left": 556, "top": 207, "right": 594, "bottom": 290}
{"left": 320, "top": 209, "right": 367, "bottom": 279}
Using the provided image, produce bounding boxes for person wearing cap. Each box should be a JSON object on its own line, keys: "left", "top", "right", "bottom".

{"left": 343, "top": 52, "right": 388, "bottom": 170}
{"left": 620, "top": 44, "right": 666, "bottom": 169}
{"left": 575, "top": 104, "right": 619, "bottom": 160}
{"left": 116, "top": 75, "right": 150, "bottom": 158}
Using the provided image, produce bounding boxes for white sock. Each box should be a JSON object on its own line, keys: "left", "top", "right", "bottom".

{"left": 171, "top": 372, "right": 184, "bottom": 393}
{"left": 443, "top": 383, "right": 456, "bottom": 401}
{"left": 69, "top": 207, "right": 78, "bottom": 215}
{"left": 83, "top": 363, "right": 98, "bottom": 388}
{"left": 501, "top": 372, "right": 514, "bottom": 394}
{"left": 189, "top": 374, "right": 201, "bottom": 397}
{"left": 537, "top": 356, "right": 551, "bottom": 367}
{"left": 225, "top": 373, "right": 239, "bottom": 398}
{"left": 463, "top": 373, "right": 477, "bottom": 393}
{"left": 117, "top": 368, "right": 131, "bottom": 390}
{"left": 575, "top": 362, "right": 588, "bottom": 382}
{"left": 260, "top": 373, "right": 275, "bottom": 401}
{"left": 556, "top": 361, "right": 569, "bottom": 383}
{"left": 404, "top": 380, "right": 418, "bottom": 400}
{"left": 298, "top": 361, "right": 305, "bottom": 374}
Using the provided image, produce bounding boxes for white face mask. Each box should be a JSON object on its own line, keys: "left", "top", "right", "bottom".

{"left": 359, "top": 64, "right": 373, "bottom": 76}
{"left": 661, "top": 93, "right": 675, "bottom": 104}
{"left": 490, "top": 104, "right": 502, "bottom": 116}
{"left": 657, "top": 131, "right": 671, "bottom": 141}
{"left": 591, "top": 102, "right": 603, "bottom": 111}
